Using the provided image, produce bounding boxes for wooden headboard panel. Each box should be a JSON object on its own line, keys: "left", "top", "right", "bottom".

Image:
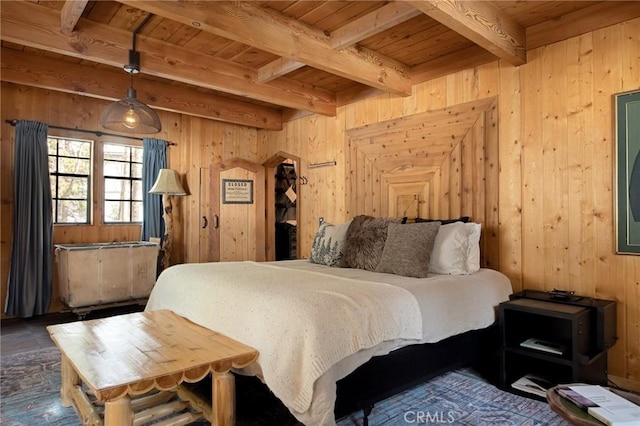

{"left": 346, "top": 97, "right": 499, "bottom": 269}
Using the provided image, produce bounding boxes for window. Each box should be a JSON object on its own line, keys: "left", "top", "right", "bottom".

{"left": 103, "top": 143, "right": 143, "bottom": 223}
{"left": 48, "top": 136, "right": 92, "bottom": 224}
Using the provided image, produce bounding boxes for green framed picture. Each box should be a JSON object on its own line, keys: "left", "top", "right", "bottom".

{"left": 615, "top": 89, "right": 640, "bottom": 254}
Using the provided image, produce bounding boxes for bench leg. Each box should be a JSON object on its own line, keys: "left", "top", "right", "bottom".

{"left": 60, "top": 355, "right": 79, "bottom": 407}
{"left": 105, "top": 396, "right": 133, "bottom": 426}
{"left": 212, "top": 372, "right": 235, "bottom": 426}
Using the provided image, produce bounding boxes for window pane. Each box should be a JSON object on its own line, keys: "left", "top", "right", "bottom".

{"left": 132, "top": 163, "right": 142, "bottom": 178}
{"left": 104, "top": 144, "right": 129, "bottom": 161}
{"left": 105, "top": 178, "right": 130, "bottom": 200}
{"left": 132, "top": 180, "right": 143, "bottom": 201}
{"left": 132, "top": 201, "right": 143, "bottom": 222}
{"left": 59, "top": 139, "right": 91, "bottom": 158}
{"left": 132, "top": 148, "right": 143, "bottom": 163}
{"left": 104, "top": 160, "right": 130, "bottom": 177}
{"left": 58, "top": 176, "right": 88, "bottom": 199}
{"left": 105, "top": 201, "right": 130, "bottom": 222}
{"left": 48, "top": 138, "right": 57, "bottom": 153}
{"left": 56, "top": 200, "right": 88, "bottom": 223}
{"left": 49, "top": 156, "right": 57, "bottom": 173}
{"left": 59, "top": 157, "right": 90, "bottom": 175}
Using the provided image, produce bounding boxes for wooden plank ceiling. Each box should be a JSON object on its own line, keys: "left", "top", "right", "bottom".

{"left": 1, "top": 1, "right": 638, "bottom": 129}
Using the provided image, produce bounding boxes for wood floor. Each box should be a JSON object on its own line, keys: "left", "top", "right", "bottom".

{"left": 0, "top": 305, "right": 144, "bottom": 357}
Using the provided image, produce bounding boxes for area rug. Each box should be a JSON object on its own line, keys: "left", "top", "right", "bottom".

{"left": 1, "top": 347, "right": 569, "bottom": 425}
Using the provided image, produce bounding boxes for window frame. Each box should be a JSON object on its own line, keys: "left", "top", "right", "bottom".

{"left": 102, "top": 142, "right": 144, "bottom": 224}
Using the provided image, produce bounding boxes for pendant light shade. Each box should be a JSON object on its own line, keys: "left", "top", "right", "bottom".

{"left": 101, "top": 87, "right": 162, "bottom": 133}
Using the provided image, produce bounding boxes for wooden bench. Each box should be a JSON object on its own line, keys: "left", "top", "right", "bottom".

{"left": 47, "top": 310, "right": 258, "bottom": 426}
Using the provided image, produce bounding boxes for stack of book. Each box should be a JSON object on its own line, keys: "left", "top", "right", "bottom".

{"left": 556, "top": 385, "right": 640, "bottom": 425}
{"left": 511, "top": 374, "right": 552, "bottom": 397}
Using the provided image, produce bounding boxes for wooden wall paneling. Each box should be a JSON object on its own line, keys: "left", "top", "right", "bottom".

{"left": 472, "top": 111, "right": 487, "bottom": 224}
{"left": 355, "top": 146, "right": 366, "bottom": 215}
{"left": 497, "top": 60, "right": 523, "bottom": 291}
{"left": 460, "top": 122, "right": 474, "bottom": 219}
{"left": 334, "top": 108, "right": 348, "bottom": 224}
{"left": 364, "top": 156, "right": 374, "bottom": 215}
{"left": 566, "top": 33, "right": 595, "bottom": 295}
{"left": 592, "top": 24, "right": 625, "bottom": 378}
{"left": 446, "top": 72, "right": 466, "bottom": 106}
{"left": 520, "top": 48, "right": 546, "bottom": 288}
{"left": 180, "top": 115, "right": 198, "bottom": 265}
{"left": 483, "top": 100, "right": 500, "bottom": 270}
{"left": 346, "top": 98, "right": 498, "bottom": 267}
{"left": 439, "top": 153, "right": 451, "bottom": 218}
{"left": 449, "top": 142, "right": 462, "bottom": 217}
{"left": 542, "top": 40, "right": 570, "bottom": 291}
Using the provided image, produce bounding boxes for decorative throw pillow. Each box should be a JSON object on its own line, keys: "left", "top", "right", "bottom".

{"left": 309, "top": 220, "right": 352, "bottom": 267}
{"left": 340, "top": 215, "right": 401, "bottom": 271}
{"left": 376, "top": 222, "right": 441, "bottom": 278}
{"left": 415, "top": 216, "right": 470, "bottom": 225}
{"left": 429, "top": 222, "right": 481, "bottom": 275}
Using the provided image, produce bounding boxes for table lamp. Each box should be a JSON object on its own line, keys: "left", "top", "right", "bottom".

{"left": 149, "top": 168, "right": 186, "bottom": 269}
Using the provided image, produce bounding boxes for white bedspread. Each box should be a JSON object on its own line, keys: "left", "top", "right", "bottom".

{"left": 146, "top": 260, "right": 512, "bottom": 426}
{"left": 146, "top": 261, "right": 423, "bottom": 414}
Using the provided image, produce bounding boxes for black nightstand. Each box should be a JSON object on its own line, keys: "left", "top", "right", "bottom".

{"left": 498, "top": 290, "right": 616, "bottom": 400}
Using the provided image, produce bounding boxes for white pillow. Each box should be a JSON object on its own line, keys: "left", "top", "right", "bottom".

{"left": 429, "top": 222, "right": 481, "bottom": 275}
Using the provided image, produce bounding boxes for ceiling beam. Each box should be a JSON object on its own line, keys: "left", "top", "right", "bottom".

{"left": 330, "top": 2, "right": 423, "bottom": 50}
{"left": 257, "top": 57, "right": 305, "bottom": 83}
{"left": 407, "top": 0, "right": 526, "bottom": 66}
{"left": 258, "top": 2, "right": 422, "bottom": 83}
{"left": 1, "top": 48, "right": 283, "bottom": 130}
{"left": 0, "top": 1, "right": 335, "bottom": 116}
{"left": 116, "top": 0, "right": 413, "bottom": 96}
{"left": 60, "top": 0, "right": 89, "bottom": 35}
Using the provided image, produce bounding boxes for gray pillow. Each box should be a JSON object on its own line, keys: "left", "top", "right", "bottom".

{"left": 309, "top": 221, "right": 351, "bottom": 267}
{"left": 340, "top": 215, "right": 400, "bottom": 271}
{"left": 375, "top": 221, "right": 441, "bottom": 278}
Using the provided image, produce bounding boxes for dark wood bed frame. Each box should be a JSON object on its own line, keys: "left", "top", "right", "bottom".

{"left": 194, "top": 323, "right": 499, "bottom": 425}
{"left": 334, "top": 324, "right": 499, "bottom": 424}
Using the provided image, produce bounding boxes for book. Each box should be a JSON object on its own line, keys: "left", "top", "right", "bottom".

{"left": 568, "top": 385, "right": 640, "bottom": 425}
{"left": 520, "top": 337, "right": 566, "bottom": 355}
{"left": 511, "top": 374, "right": 552, "bottom": 397}
{"left": 556, "top": 385, "right": 600, "bottom": 410}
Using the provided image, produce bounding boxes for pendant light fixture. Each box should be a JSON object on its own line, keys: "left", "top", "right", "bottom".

{"left": 100, "top": 14, "right": 161, "bottom": 134}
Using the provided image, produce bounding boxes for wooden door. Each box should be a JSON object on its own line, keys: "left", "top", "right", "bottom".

{"left": 211, "top": 159, "right": 266, "bottom": 262}
{"left": 198, "top": 167, "right": 213, "bottom": 262}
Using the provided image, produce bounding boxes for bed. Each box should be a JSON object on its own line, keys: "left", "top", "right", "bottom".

{"left": 145, "top": 217, "right": 513, "bottom": 425}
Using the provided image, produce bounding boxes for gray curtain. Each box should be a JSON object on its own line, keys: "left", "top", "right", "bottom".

{"left": 141, "top": 138, "right": 168, "bottom": 241}
{"left": 5, "top": 120, "right": 53, "bottom": 318}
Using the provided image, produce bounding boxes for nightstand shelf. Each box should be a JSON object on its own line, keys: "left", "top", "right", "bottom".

{"left": 498, "top": 291, "right": 616, "bottom": 401}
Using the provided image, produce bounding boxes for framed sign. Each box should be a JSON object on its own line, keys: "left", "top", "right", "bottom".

{"left": 615, "top": 90, "right": 640, "bottom": 254}
{"left": 222, "top": 179, "right": 253, "bottom": 204}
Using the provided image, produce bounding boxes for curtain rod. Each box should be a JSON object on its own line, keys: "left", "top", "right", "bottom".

{"left": 4, "top": 119, "right": 176, "bottom": 145}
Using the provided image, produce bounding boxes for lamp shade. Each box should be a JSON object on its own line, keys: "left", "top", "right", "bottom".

{"left": 149, "top": 169, "right": 186, "bottom": 195}
{"left": 100, "top": 87, "right": 162, "bottom": 134}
